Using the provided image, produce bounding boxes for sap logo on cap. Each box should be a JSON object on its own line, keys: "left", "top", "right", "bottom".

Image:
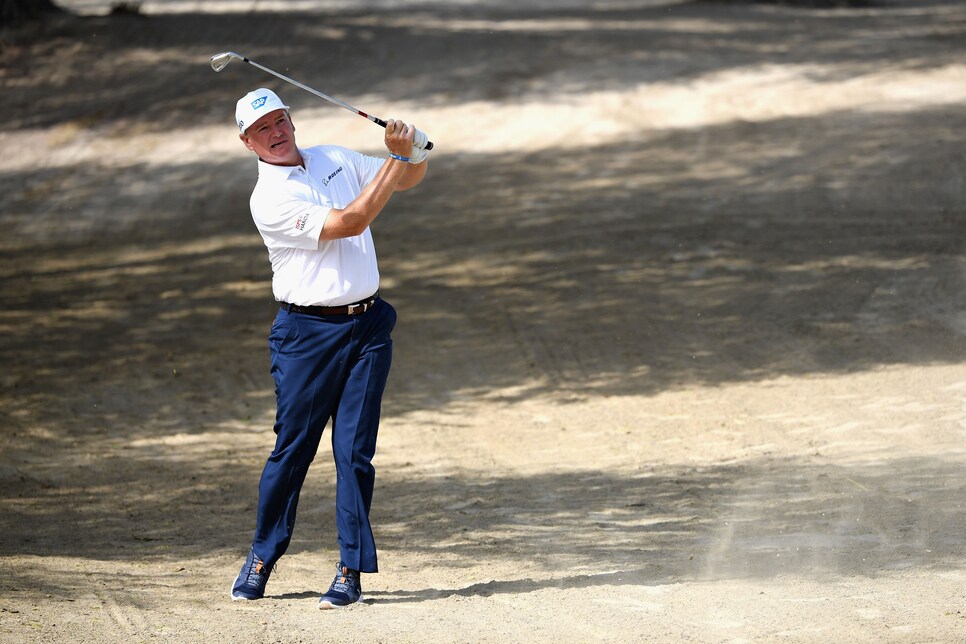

{"left": 251, "top": 96, "right": 268, "bottom": 109}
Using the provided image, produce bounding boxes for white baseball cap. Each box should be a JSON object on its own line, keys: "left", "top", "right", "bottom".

{"left": 235, "top": 88, "right": 290, "bottom": 133}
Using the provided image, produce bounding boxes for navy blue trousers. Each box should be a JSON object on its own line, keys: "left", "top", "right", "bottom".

{"left": 251, "top": 298, "right": 395, "bottom": 573}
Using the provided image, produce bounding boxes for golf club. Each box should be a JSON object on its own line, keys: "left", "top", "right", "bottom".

{"left": 210, "top": 51, "right": 433, "bottom": 151}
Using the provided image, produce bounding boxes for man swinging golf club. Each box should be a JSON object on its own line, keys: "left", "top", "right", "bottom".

{"left": 229, "top": 87, "right": 429, "bottom": 608}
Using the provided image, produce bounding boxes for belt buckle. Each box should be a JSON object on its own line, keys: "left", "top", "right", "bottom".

{"left": 347, "top": 296, "right": 374, "bottom": 315}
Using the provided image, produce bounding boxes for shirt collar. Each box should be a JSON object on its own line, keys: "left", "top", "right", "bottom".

{"left": 256, "top": 147, "right": 309, "bottom": 180}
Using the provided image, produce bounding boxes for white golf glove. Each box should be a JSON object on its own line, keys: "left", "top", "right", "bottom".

{"left": 412, "top": 127, "right": 430, "bottom": 150}
{"left": 408, "top": 144, "right": 430, "bottom": 164}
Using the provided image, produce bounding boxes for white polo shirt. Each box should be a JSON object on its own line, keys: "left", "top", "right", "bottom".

{"left": 249, "top": 145, "right": 386, "bottom": 306}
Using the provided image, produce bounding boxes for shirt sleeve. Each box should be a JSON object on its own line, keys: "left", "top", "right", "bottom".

{"left": 250, "top": 189, "right": 329, "bottom": 251}
{"left": 355, "top": 152, "right": 386, "bottom": 188}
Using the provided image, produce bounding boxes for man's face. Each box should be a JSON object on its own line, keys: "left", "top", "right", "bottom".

{"left": 240, "top": 109, "right": 301, "bottom": 166}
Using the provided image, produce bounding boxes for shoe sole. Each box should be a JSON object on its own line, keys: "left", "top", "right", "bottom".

{"left": 318, "top": 594, "right": 365, "bottom": 610}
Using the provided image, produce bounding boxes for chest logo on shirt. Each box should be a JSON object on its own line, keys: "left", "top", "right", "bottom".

{"left": 322, "top": 165, "right": 344, "bottom": 186}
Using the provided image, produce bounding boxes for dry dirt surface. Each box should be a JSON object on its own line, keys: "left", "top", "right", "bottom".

{"left": 1, "top": 0, "right": 965, "bottom": 642}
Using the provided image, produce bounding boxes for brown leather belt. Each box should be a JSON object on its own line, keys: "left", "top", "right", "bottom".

{"left": 282, "top": 293, "right": 379, "bottom": 317}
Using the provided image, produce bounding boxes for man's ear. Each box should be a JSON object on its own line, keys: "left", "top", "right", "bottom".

{"left": 239, "top": 132, "right": 254, "bottom": 152}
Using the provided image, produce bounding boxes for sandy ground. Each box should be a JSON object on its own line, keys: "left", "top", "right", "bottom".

{"left": 1, "top": 0, "right": 965, "bottom": 642}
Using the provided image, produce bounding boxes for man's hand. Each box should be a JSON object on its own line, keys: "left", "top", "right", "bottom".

{"left": 384, "top": 119, "right": 415, "bottom": 159}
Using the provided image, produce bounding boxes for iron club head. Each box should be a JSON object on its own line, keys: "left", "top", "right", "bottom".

{"left": 210, "top": 51, "right": 241, "bottom": 72}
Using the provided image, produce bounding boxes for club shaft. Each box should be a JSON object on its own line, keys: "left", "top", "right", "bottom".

{"left": 243, "top": 57, "right": 377, "bottom": 122}
{"left": 239, "top": 55, "right": 432, "bottom": 150}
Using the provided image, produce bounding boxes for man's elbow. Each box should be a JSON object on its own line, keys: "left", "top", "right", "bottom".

{"left": 341, "top": 218, "right": 370, "bottom": 237}
{"left": 321, "top": 210, "right": 369, "bottom": 239}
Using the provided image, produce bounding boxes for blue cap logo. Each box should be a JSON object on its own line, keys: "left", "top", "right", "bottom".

{"left": 251, "top": 96, "right": 268, "bottom": 109}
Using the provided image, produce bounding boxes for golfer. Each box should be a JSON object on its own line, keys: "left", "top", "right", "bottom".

{"left": 229, "top": 87, "right": 428, "bottom": 608}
